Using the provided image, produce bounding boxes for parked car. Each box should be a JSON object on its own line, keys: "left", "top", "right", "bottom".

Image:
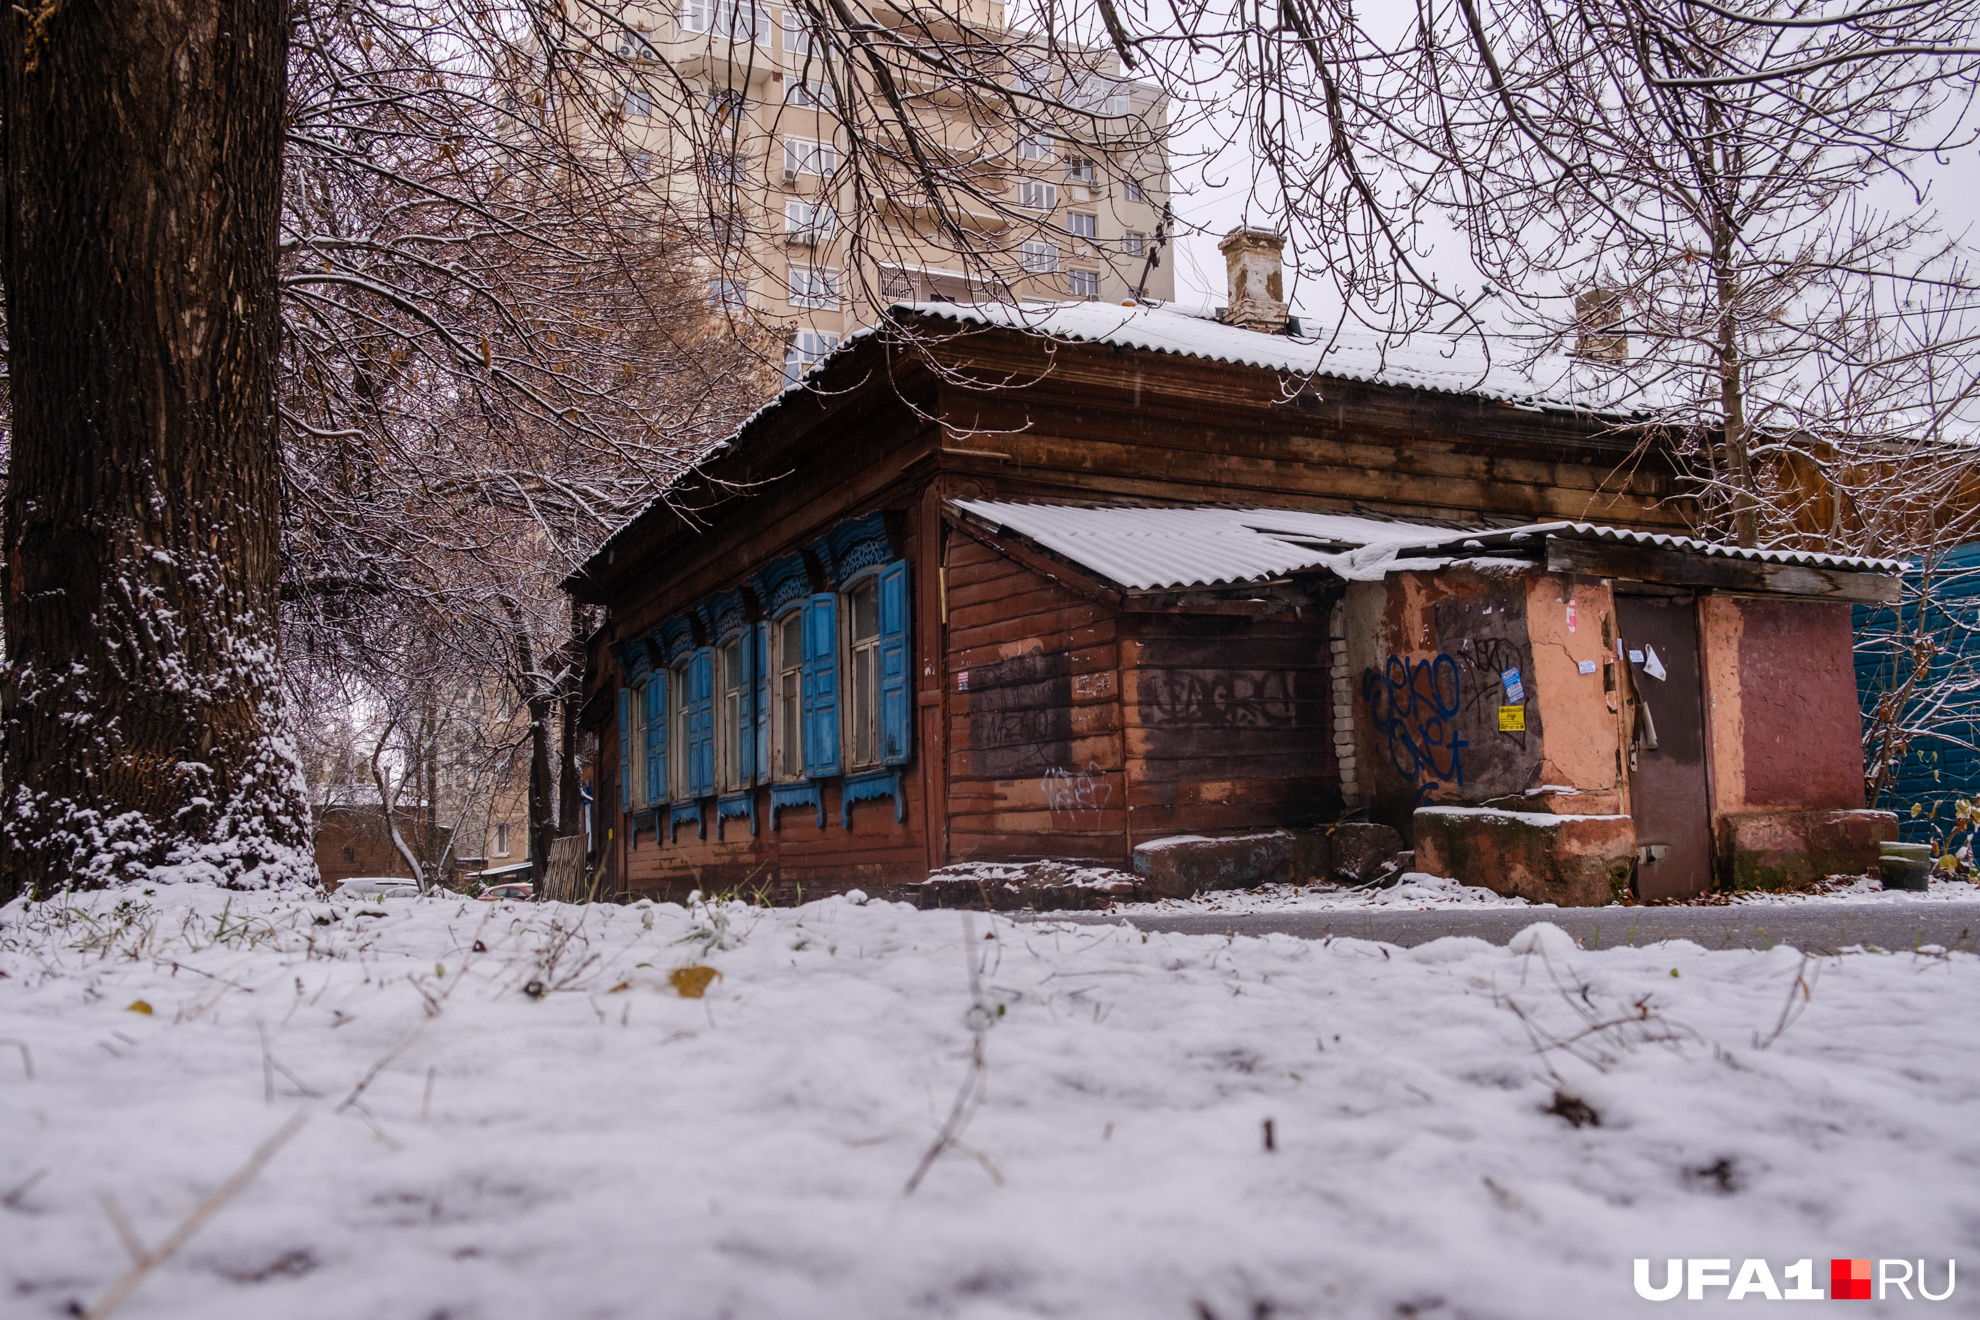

{"left": 478, "top": 881, "right": 534, "bottom": 902}
{"left": 339, "top": 878, "right": 424, "bottom": 901}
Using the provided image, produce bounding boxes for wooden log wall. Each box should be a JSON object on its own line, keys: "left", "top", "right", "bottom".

{"left": 944, "top": 534, "right": 1131, "bottom": 863}
{"left": 613, "top": 518, "right": 933, "bottom": 900}
{"left": 1122, "top": 615, "right": 1342, "bottom": 839}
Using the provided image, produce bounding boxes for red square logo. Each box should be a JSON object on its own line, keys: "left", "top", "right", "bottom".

{"left": 1831, "top": 1259, "right": 1873, "bottom": 1300}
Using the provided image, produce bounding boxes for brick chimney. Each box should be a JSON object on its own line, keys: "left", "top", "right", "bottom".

{"left": 1572, "top": 288, "right": 1627, "bottom": 362}
{"left": 1218, "top": 227, "right": 1288, "bottom": 334}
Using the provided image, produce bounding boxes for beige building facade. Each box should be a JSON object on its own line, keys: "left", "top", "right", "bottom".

{"left": 609, "top": 0, "right": 1175, "bottom": 378}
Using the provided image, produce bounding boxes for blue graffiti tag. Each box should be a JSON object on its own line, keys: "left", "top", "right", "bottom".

{"left": 1362, "top": 654, "right": 1468, "bottom": 805}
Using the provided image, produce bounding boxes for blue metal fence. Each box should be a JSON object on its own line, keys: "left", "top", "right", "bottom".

{"left": 1854, "top": 541, "right": 1980, "bottom": 846}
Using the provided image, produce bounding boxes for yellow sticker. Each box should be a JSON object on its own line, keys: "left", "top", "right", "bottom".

{"left": 1498, "top": 705, "right": 1526, "bottom": 732}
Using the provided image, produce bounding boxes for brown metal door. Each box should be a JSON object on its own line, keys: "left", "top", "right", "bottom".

{"left": 1616, "top": 592, "right": 1713, "bottom": 900}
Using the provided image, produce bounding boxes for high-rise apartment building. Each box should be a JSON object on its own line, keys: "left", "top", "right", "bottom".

{"left": 609, "top": 0, "right": 1174, "bottom": 379}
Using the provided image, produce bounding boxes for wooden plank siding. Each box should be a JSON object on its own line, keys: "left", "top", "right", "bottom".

{"left": 1121, "top": 616, "right": 1342, "bottom": 840}
{"left": 943, "top": 534, "right": 1130, "bottom": 864}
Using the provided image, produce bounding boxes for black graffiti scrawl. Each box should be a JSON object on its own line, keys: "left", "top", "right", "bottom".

{"left": 967, "top": 648, "right": 1074, "bottom": 779}
{"left": 1433, "top": 592, "right": 1544, "bottom": 800}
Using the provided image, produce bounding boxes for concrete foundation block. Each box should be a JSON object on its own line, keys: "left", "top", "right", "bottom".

{"left": 1132, "top": 832, "right": 1293, "bottom": 898}
{"left": 1413, "top": 806, "right": 1635, "bottom": 907}
{"left": 1328, "top": 821, "right": 1406, "bottom": 884}
{"left": 1717, "top": 809, "right": 1897, "bottom": 891}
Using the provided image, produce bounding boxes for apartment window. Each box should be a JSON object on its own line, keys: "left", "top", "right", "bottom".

{"left": 493, "top": 822, "right": 511, "bottom": 857}
{"left": 781, "top": 9, "right": 815, "bottom": 54}
{"left": 1021, "top": 240, "right": 1059, "bottom": 273}
{"left": 704, "top": 151, "right": 745, "bottom": 184}
{"left": 709, "top": 278, "right": 748, "bottom": 310}
{"left": 681, "top": 0, "right": 769, "bottom": 43}
{"left": 786, "top": 79, "right": 834, "bottom": 109}
{"left": 1017, "top": 181, "right": 1057, "bottom": 211}
{"left": 1124, "top": 231, "right": 1146, "bottom": 256}
{"left": 789, "top": 264, "right": 840, "bottom": 310}
{"left": 783, "top": 136, "right": 837, "bottom": 177}
{"left": 1123, "top": 177, "right": 1144, "bottom": 202}
{"left": 775, "top": 611, "right": 805, "bottom": 779}
{"left": 1068, "top": 270, "right": 1100, "bottom": 300}
{"left": 844, "top": 576, "right": 882, "bottom": 769}
{"left": 785, "top": 200, "right": 838, "bottom": 243}
{"left": 628, "top": 150, "right": 654, "bottom": 179}
{"left": 1063, "top": 75, "right": 1126, "bottom": 114}
{"left": 624, "top": 87, "right": 654, "bottom": 118}
{"left": 1068, "top": 212, "right": 1097, "bottom": 239}
{"left": 784, "top": 328, "right": 840, "bottom": 382}
{"left": 1017, "top": 133, "right": 1052, "bottom": 161}
{"left": 707, "top": 88, "right": 746, "bottom": 120}
{"left": 1064, "top": 156, "right": 1095, "bottom": 184}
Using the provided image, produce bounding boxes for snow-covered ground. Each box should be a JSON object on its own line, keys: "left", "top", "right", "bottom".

{"left": 3, "top": 886, "right": 1974, "bottom": 1318}
{"left": 1124, "top": 872, "right": 1980, "bottom": 916}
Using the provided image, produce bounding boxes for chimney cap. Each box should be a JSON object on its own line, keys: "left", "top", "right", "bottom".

{"left": 1218, "top": 226, "right": 1285, "bottom": 255}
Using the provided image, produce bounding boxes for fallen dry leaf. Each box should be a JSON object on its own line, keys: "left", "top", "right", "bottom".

{"left": 125, "top": 1000, "right": 153, "bottom": 1015}
{"left": 669, "top": 966, "right": 721, "bottom": 999}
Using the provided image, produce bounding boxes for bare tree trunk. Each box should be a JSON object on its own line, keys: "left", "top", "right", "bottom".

{"left": 0, "top": 0, "right": 313, "bottom": 900}
{"left": 558, "top": 599, "right": 585, "bottom": 836}
{"left": 1712, "top": 212, "right": 1761, "bottom": 549}
{"left": 369, "top": 718, "right": 425, "bottom": 889}
{"left": 501, "top": 597, "right": 554, "bottom": 885}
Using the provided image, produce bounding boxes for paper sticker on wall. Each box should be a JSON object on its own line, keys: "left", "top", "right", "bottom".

{"left": 956, "top": 670, "right": 969, "bottom": 691}
{"left": 1642, "top": 645, "right": 1667, "bottom": 681}
{"left": 1499, "top": 667, "right": 1525, "bottom": 705}
{"left": 1498, "top": 705, "right": 1526, "bottom": 732}
{"left": 1577, "top": 659, "right": 1598, "bottom": 675}
{"left": 1566, "top": 599, "right": 1578, "bottom": 634}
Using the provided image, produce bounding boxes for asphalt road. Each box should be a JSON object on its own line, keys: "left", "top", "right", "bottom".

{"left": 1016, "top": 902, "right": 1980, "bottom": 953}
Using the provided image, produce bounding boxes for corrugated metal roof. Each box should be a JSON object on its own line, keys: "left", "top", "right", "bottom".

{"left": 570, "top": 301, "right": 1664, "bottom": 587}
{"left": 1398, "top": 522, "right": 1908, "bottom": 573}
{"left": 955, "top": 502, "right": 1907, "bottom": 591}
{"left": 953, "top": 501, "right": 1449, "bottom": 591}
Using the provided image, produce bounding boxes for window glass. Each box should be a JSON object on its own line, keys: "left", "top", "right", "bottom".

{"left": 782, "top": 136, "right": 837, "bottom": 176}
{"left": 1068, "top": 270, "right": 1099, "bottom": 300}
{"left": 1017, "top": 181, "right": 1056, "bottom": 211}
{"left": 1017, "top": 133, "right": 1052, "bottom": 161}
{"left": 1021, "top": 240, "right": 1059, "bottom": 273}
{"left": 1064, "top": 156, "right": 1095, "bottom": 183}
{"left": 783, "top": 328, "right": 840, "bottom": 382}
{"left": 720, "top": 638, "right": 743, "bottom": 791}
{"left": 1068, "top": 212, "right": 1097, "bottom": 239}
{"left": 788, "top": 265, "right": 840, "bottom": 309}
{"left": 671, "top": 663, "right": 693, "bottom": 797}
{"left": 785, "top": 79, "right": 834, "bottom": 109}
{"left": 630, "top": 680, "right": 648, "bottom": 805}
{"left": 1124, "top": 231, "right": 1146, "bottom": 256}
{"left": 709, "top": 278, "right": 747, "bottom": 310}
{"left": 778, "top": 612, "right": 804, "bottom": 778}
{"left": 1123, "top": 177, "right": 1144, "bottom": 202}
{"left": 847, "top": 578, "right": 880, "bottom": 768}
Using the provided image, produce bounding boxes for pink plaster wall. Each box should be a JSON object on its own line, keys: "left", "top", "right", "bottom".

{"left": 1735, "top": 597, "right": 1865, "bottom": 810}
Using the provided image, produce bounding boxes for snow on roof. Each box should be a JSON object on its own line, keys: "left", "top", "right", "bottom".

{"left": 952, "top": 500, "right": 1456, "bottom": 591}
{"left": 904, "top": 300, "right": 1659, "bottom": 414}
{"left": 1398, "top": 522, "right": 1908, "bottom": 574}
{"left": 572, "top": 302, "right": 1651, "bottom": 585}
{"left": 955, "top": 501, "right": 1906, "bottom": 592}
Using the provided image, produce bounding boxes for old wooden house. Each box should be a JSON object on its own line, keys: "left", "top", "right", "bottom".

{"left": 566, "top": 231, "right": 1898, "bottom": 903}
